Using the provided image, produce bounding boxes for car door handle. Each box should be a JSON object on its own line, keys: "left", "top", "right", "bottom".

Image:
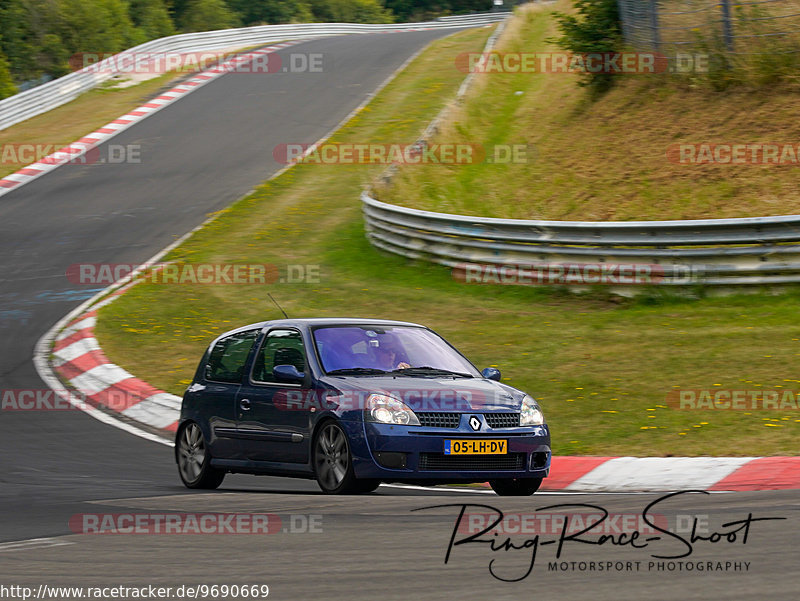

{"left": 240, "top": 398, "right": 251, "bottom": 411}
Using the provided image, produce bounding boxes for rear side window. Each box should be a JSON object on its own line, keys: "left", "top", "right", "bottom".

{"left": 205, "top": 330, "right": 259, "bottom": 383}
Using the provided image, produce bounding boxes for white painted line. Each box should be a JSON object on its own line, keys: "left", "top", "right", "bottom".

{"left": 382, "top": 483, "right": 494, "bottom": 494}
{"left": 566, "top": 457, "right": 757, "bottom": 492}
{"left": 0, "top": 537, "right": 75, "bottom": 553}
{"left": 382, "top": 483, "right": 733, "bottom": 495}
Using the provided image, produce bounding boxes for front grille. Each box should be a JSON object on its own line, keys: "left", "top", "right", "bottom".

{"left": 417, "top": 412, "right": 461, "bottom": 428}
{"left": 419, "top": 453, "right": 525, "bottom": 471}
{"left": 484, "top": 413, "right": 520, "bottom": 428}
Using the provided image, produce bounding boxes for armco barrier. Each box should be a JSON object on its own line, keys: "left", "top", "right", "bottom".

{"left": 0, "top": 13, "right": 509, "bottom": 132}
{"left": 361, "top": 192, "right": 800, "bottom": 286}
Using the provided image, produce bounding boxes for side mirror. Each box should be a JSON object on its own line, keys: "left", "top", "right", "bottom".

{"left": 482, "top": 367, "right": 501, "bottom": 381}
{"left": 273, "top": 364, "right": 305, "bottom": 383}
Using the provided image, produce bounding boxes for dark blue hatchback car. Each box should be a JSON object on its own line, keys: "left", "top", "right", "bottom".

{"left": 176, "top": 318, "right": 551, "bottom": 495}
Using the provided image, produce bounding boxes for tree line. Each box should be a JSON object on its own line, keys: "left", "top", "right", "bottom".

{"left": 0, "top": 0, "right": 494, "bottom": 99}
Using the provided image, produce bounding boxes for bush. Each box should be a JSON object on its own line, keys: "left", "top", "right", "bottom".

{"left": 0, "top": 48, "right": 16, "bottom": 99}
{"left": 551, "top": 0, "right": 622, "bottom": 95}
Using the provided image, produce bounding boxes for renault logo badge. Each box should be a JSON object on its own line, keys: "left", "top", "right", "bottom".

{"left": 469, "top": 416, "right": 481, "bottom": 431}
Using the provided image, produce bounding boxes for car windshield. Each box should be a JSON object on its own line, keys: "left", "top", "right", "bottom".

{"left": 312, "top": 325, "right": 478, "bottom": 376}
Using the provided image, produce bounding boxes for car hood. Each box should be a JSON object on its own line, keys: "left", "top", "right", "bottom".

{"left": 322, "top": 375, "right": 524, "bottom": 413}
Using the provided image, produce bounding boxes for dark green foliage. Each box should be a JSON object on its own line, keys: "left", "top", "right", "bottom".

{"left": 0, "top": 45, "right": 16, "bottom": 99}
{"left": 179, "top": 0, "right": 238, "bottom": 31}
{"left": 551, "top": 0, "right": 622, "bottom": 95}
{"left": 384, "top": 1, "right": 491, "bottom": 22}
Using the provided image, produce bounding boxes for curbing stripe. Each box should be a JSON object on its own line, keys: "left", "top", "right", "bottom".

{"left": 53, "top": 328, "right": 96, "bottom": 352}
{"left": 709, "top": 456, "right": 800, "bottom": 491}
{"left": 55, "top": 316, "right": 97, "bottom": 341}
{"left": 52, "top": 337, "right": 101, "bottom": 365}
{"left": 541, "top": 456, "right": 615, "bottom": 491}
{"left": 69, "top": 363, "right": 135, "bottom": 396}
{"left": 60, "top": 350, "right": 109, "bottom": 376}
{"left": 52, "top": 308, "right": 182, "bottom": 430}
{"left": 121, "top": 393, "right": 181, "bottom": 429}
{"left": 565, "top": 456, "right": 756, "bottom": 492}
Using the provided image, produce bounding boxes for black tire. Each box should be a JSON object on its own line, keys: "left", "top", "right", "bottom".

{"left": 354, "top": 479, "right": 381, "bottom": 494}
{"left": 313, "top": 421, "right": 365, "bottom": 494}
{"left": 176, "top": 422, "right": 225, "bottom": 489}
{"left": 489, "top": 477, "right": 542, "bottom": 496}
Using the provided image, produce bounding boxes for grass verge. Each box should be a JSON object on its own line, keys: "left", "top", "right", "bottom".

{"left": 376, "top": 1, "right": 800, "bottom": 221}
{"left": 95, "top": 19, "right": 800, "bottom": 457}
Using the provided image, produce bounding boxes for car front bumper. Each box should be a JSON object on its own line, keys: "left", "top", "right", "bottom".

{"left": 342, "top": 419, "right": 551, "bottom": 481}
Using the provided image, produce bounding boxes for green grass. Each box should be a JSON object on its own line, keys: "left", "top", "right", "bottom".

{"left": 377, "top": 1, "right": 800, "bottom": 221}
{"left": 94, "top": 20, "right": 800, "bottom": 457}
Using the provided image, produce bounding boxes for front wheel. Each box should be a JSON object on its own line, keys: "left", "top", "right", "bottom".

{"left": 313, "top": 422, "right": 369, "bottom": 494}
{"left": 176, "top": 422, "right": 225, "bottom": 489}
{"left": 489, "top": 477, "right": 542, "bottom": 496}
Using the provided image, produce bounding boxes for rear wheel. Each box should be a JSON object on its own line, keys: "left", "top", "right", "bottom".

{"left": 489, "top": 477, "right": 542, "bottom": 496}
{"left": 177, "top": 422, "right": 225, "bottom": 489}
{"left": 313, "top": 422, "right": 371, "bottom": 494}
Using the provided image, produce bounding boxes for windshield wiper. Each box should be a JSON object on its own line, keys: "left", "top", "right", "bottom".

{"left": 326, "top": 367, "right": 388, "bottom": 376}
{"left": 390, "top": 366, "right": 473, "bottom": 378}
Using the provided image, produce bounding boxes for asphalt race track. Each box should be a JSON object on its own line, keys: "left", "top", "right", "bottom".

{"left": 0, "top": 29, "right": 798, "bottom": 601}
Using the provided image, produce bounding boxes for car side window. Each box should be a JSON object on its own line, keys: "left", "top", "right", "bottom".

{"left": 252, "top": 329, "right": 306, "bottom": 384}
{"left": 205, "top": 330, "right": 259, "bottom": 383}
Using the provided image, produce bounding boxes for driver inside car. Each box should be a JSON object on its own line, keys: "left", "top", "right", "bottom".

{"left": 373, "top": 340, "right": 411, "bottom": 371}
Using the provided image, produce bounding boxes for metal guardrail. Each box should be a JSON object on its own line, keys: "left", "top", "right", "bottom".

{"left": 362, "top": 192, "right": 800, "bottom": 286}
{"left": 437, "top": 12, "right": 512, "bottom": 21}
{"left": 0, "top": 14, "right": 508, "bottom": 132}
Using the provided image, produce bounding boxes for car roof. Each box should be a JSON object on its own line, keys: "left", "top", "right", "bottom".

{"left": 262, "top": 317, "right": 424, "bottom": 329}
{"left": 217, "top": 317, "right": 426, "bottom": 339}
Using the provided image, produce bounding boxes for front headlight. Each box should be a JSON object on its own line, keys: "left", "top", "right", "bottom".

{"left": 365, "top": 394, "right": 421, "bottom": 426}
{"left": 520, "top": 395, "right": 544, "bottom": 426}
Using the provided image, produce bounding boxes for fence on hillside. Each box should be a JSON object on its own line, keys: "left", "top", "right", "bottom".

{"left": 616, "top": 0, "right": 800, "bottom": 59}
